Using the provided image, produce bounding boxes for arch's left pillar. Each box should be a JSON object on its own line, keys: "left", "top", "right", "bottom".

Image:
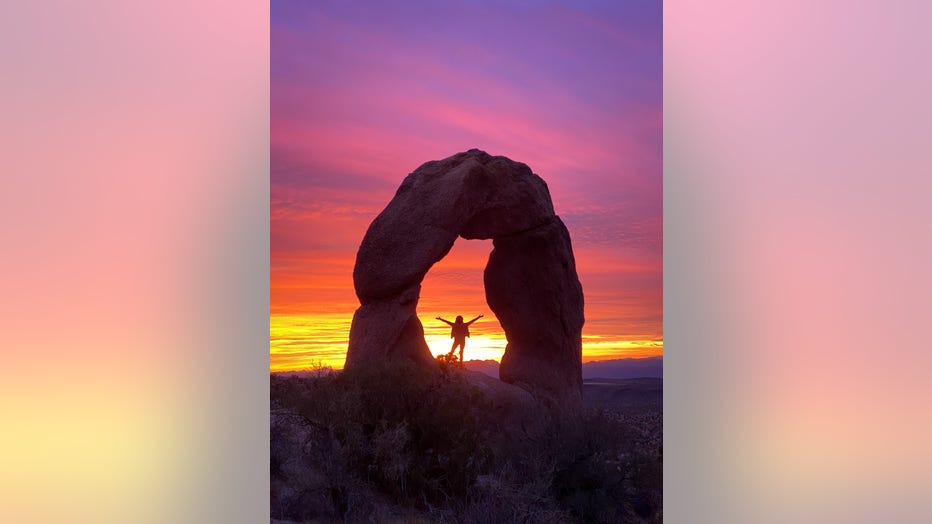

{"left": 344, "top": 177, "right": 460, "bottom": 368}
{"left": 345, "top": 283, "right": 436, "bottom": 368}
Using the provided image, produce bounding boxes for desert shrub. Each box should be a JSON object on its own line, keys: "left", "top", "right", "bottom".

{"left": 466, "top": 406, "right": 660, "bottom": 524}
{"left": 548, "top": 411, "right": 629, "bottom": 523}
{"left": 345, "top": 359, "right": 493, "bottom": 503}
{"left": 271, "top": 373, "right": 381, "bottom": 521}
{"left": 271, "top": 361, "right": 662, "bottom": 523}
{"left": 547, "top": 409, "right": 662, "bottom": 523}
{"left": 273, "top": 358, "right": 494, "bottom": 518}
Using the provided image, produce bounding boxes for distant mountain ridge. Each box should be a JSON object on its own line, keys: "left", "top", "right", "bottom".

{"left": 464, "top": 356, "right": 663, "bottom": 380}
{"left": 582, "top": 356, "right": 663, "bottom": 379}
{"left": 461, "top": 359, "right": 501, "bottom": 378}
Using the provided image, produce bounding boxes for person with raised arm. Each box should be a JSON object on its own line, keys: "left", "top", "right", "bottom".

{"left": 435, "top": 314, "right": 483, "bottom": 363}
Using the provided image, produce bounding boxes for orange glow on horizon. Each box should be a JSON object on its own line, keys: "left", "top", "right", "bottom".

{"left": 271, "top": 1, "right": 662, "bottom": 375}
{"left": 270, "top": 311, "right": 662, "bottom": 372}
{"left": 270, "top": 238, "right": 662, "bottom": 373}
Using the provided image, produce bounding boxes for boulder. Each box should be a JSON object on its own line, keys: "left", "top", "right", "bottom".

{"left": 345, "top": 284, "right": 434, "bottom": 368}
{"left": 485, "top": 217, "right": 585, "bottom": 403}
{"left": 347, "top": 149, "right": 584, "bottom": 403}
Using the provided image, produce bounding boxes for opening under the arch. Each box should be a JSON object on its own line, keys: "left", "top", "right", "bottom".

{"left": 419, "top": 238, "right": 505, "bottom": 362}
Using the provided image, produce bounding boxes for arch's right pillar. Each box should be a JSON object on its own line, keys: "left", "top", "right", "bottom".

{"left": 485, "top": 216, "right": 585, "bottom": 404}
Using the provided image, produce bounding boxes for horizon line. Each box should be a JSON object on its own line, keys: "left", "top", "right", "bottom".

{"left": 270, "top": 354, "right": 663, "bottom": 373}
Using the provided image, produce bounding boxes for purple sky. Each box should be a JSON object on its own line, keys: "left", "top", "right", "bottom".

{"left": 271, "top": 0, "right": 662, "bottom": 369}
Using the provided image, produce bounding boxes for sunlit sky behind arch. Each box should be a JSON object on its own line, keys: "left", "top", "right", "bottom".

{"left": 271, "top": 0, "right": 662, "bottom": 371}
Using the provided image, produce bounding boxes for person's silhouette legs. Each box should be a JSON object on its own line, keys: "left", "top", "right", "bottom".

{"left": 450, "top": 339, "right": 465, "bottom": 361}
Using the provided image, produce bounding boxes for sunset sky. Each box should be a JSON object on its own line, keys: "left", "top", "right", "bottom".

{"left": 271, "top": 1, "right": 662, "bottom": 371}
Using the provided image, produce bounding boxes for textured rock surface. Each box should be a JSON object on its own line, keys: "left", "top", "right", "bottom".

{"left": 345, "top": 284, "right": 435, "bottom": 368}
{"left": 460, "top": 369, "right": 544, "bottom": 441}
{"left": 353, "top": 149, "right": 554, "bottom": 302}
{"left": 485, "top": 218, "right": 585, "bottom": 402}
{"left": 347, "top": 149, "right": 584, "bottom": 402}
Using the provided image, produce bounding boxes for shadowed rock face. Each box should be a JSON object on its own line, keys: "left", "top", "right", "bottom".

{"left": 485, "top": 217, "right": 584, "bottom": 402}
{"left": 346, "top": 149, "right": 584, "bottom": 402}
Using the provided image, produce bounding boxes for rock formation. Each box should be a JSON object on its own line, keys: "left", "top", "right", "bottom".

{"left": 485, "top": 217, "right": 584, "bottom": 402}
{"left": 346, "top": 149, "right": 584, "bottom": 402}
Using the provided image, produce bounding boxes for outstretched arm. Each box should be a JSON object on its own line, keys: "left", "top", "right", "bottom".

{"left": 436, "top": 317, "right": 454, "bottom": 326}
{"left": 465, "top": 314, "right": 484, "bottom": 325}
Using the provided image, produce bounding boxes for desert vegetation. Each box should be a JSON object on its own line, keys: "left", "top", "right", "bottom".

{"left": 271, "top": 357, "right": 661, "bottom": 523}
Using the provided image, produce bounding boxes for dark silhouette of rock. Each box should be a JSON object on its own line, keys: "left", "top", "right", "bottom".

{"left": 347, "top": 149, "right": 584, "bottom": 402}
{"left": 460, "top": 369, "right": 543, "bottom": 442}
{"left": 485, "top": 217, "right": 584, "bottom": 402}
{"left": 352, "top": 150, "right": 554, "bottom": 302}
{"left": 345, "top": 284, "right": 434, "bottom": 369}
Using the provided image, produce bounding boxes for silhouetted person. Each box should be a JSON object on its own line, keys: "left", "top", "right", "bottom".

{"left": 436, "top": 314, "right": 483, "bottom": 362}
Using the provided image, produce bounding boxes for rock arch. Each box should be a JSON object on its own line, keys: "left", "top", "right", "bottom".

{"left": 346, "top": 149, "right": 584, "bottom": 401}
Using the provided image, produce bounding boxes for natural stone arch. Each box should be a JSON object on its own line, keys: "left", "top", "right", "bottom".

{"left": 346, "top": 149, "right": 584, "bottom": 401}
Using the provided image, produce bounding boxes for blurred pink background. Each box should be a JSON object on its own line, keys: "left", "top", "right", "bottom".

{"left": 0, "top": 2, "right": 268, "bottom": 522}
{"left": 665, "top": 1, "right": 932, "bottom": 521}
